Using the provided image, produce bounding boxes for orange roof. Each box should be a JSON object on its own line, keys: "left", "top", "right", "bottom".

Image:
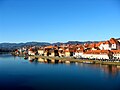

{"left": 96, "top": 42, "right": 103, "bottom": 47}
{"left": 111, "top": 50, "right": 120, "bottom": 54}
{"left": 45, "top": 46, "right": 54, "bottom": 49}
{"left": 77, "top": 45, "right": 84, "bottom": 49}
{"left": 105, "top": 41, "right": 111, "bottom": 44}
{"left": 109, "top": 38, "right": 118, "bottom": 44}
{"left": 64, "top": 48, "right": 76, "bottom": 52}
{"left": 89, "top": 43, "right": 96, "bottom": 48}
{"left": 29, "top": 48, "right": 33, "bottom": 51}
{"left": 65, "top": 49, "right": 69, "bottom": 52}
{"left": 76, "top": 49, "right": 84, "bottom": 52}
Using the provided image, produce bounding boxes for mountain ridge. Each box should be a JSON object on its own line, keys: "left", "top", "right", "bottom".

{"left": 1, "top": 38, "right": 120, "bottom": 51}
{"left": 0, "top": 41, "right": 100, "bottom": 51}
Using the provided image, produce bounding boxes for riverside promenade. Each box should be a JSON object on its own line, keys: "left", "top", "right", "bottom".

{"left": 28, "top": 55, "right": 120, "bottom": 66}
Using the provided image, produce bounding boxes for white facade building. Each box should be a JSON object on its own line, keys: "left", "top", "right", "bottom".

{"left": 99, "top": 43, "right": 111, "bottom": 50}
{"left": 74, "top": 52, "right": 83, "bottom": 58}
{"left": 38, "top": 49, "right": 44, "bottom": 55}
{"left": 81, "top": 54, "right": 109, "bottom": 59}
{"left": 28, "top": 51, "right": 35, "bottom": 56}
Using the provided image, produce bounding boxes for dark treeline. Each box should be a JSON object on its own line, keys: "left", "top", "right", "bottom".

{"left": 0, "top": 49, "right": 12, "bottom": 53}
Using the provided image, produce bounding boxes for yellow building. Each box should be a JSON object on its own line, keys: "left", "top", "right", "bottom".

{"left": 65, "top": 51, "right": 70, "bottom": 57}
{"left": 38, "top": 49, "right": 44, "bottom": 55}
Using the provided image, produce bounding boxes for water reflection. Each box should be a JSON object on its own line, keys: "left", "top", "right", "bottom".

{"left": 27, "top": 57, "right": 60, "bottom": 64}
{"left": 38, "top": 58, "right": 44, "bottom": 62}
{"left": 78, "top": 63, "right": 120, "bottom": 78}
{"left": 25, "top": 57, "right": 120, "bottom": 77}
{"left": 28, "top": 57, "right": 35, "bottom": 62}
{"left": 1, "top": 55, "right": 120, "bottom": 90}
{"left": 101, "top": 65, "right": 119, "bottom": 77}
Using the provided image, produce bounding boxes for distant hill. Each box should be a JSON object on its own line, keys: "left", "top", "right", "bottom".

{"left": 65, "top": 41, "right": 99, "bottom": 44}
{"left": 0, "top": 41, "right": 100, "bottom": 51}
{"left": 0, "top": 42, "right": 51, "bottom": 52}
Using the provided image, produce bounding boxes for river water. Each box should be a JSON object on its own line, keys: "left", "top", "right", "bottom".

{"left": 0, "top": 54, "right": 120, "bottom": 90}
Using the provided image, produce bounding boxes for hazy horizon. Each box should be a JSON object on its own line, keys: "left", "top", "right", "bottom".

{"left": 0, "top": 37, "right": 119, "bottom": 44}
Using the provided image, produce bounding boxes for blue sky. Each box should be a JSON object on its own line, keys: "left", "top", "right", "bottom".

{"left": 0, "top": 0, "right": 120, "bottom": 43}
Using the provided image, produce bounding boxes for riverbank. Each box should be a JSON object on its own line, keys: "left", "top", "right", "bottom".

{"left": 28, "top": 55, "right": 120, "bottom": 66}
{"left": 0, "top": 52, "right": 10, "bottom": 54}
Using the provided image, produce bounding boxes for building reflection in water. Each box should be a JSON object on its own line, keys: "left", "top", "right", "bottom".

{"left": 101, "top": 65, "right": 119, "bottom": 77}
{"left": 28, "top": 57, "right": 35, "bottom": 63}
{"left": 38, "top": 57, "right": 44, "bottom": 63}
{"left": 27, "top": 57, "right": 60, "bottom": 64}
{"left": 25, "top": 57, "right": 120, "bottom": 77}
{"left": 80, "top": 63, "right": 120, "bottom": 77}
{"left": 14, "top": 55, "right": 22, "bottom": 60}
{"left": 83, "top": 63, "right": 120, "bottom": 77}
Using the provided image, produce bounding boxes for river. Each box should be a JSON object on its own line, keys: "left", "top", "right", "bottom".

{"left": 0, "top": 54, "right": 120, "bottom": 90}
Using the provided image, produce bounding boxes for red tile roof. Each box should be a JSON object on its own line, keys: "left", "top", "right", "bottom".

{"left": 110, "top": 38, "right": 118, "bottom": 44}
{"left": 111, "top": 50, "right": 120, "bottom": 54}
{"left": 45, "top": 46, "right": 54, "bottom": 49}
